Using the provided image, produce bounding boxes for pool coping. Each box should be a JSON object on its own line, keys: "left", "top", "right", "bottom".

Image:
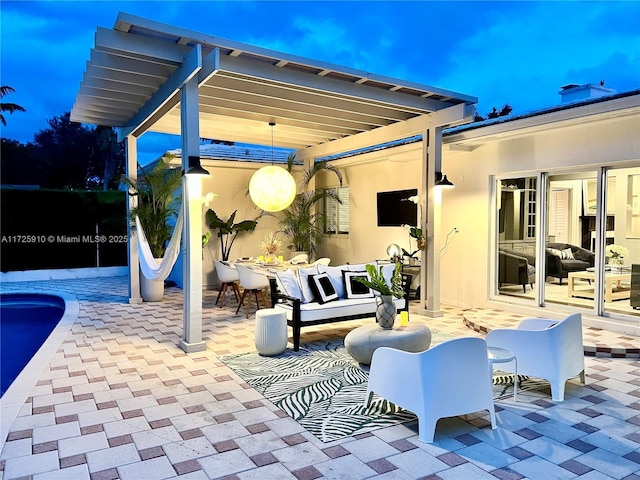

{"left": 0, "top": 290, "right": 79, "bottom": 453}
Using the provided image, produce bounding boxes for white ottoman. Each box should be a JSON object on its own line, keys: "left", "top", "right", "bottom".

{"left": 255, "top": 308, "right": 288, "bottom": 356}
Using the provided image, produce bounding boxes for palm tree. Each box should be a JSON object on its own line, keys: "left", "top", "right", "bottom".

{"left": 279, "top": 154, "right": 342, "bottom": 259}
{"left": 0, "top": 86, "right": 26, "bottom": 126}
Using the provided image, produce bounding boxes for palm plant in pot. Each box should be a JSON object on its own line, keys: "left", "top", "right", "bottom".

{"left": 279, "top": 154, "right": 342, "bottom": 260}
{"left": 121, "top": 155, "right": 182, "bottom": 301}
{"left": 355, "top": 262, "right": 404, "bottom": 329}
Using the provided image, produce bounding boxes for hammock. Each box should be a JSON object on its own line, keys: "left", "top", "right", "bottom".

{"left": 135, "top": 208, "right": 183, "bottom": 281}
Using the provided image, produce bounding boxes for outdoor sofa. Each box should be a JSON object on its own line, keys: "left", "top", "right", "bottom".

{"left": 269, "top": 262, "right": 412, "bottom": 351}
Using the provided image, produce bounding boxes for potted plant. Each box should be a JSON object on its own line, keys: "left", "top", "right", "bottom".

{"left": 279, "top": 154, "right": 342, "bottom": 260}
{"left": 355, "top": 262, "right": 404, "bottom": 329}
{"left": 121, "top": 155, "right": 182, "bottom": 301}
{"left": 205, "top": 209, "right": 258, "bottom": 261}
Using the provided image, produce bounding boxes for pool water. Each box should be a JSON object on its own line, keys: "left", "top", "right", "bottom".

{"left": 0, "top": 293, "right": 65, "bottom": 396}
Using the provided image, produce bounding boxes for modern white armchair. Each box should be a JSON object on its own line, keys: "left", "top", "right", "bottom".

{"left": 485, "top": 313, "right": 585, "bottom": 401}
{"left": 365, "top": 337, "right": 496, "bottom": 443}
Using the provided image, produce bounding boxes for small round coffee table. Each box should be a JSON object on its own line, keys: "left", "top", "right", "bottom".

{"left": 487, "top": 346, "right": 518, "bottom": 400}
{"left": 344, "top": 323, "right": 431, "bottom": 365}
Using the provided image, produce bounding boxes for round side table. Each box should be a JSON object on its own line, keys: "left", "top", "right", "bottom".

{"left": 255, "top": 308, "right": 288, "bottom": 356}
{"left": 487, "top": 346, "right": 518, "bottom": 400}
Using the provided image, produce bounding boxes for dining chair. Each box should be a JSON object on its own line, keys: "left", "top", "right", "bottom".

{"left": 213, "top": 260, "right": 240, "bottom": 308}
{"left": 289, "top": 253, "right": 309, "bottom": 264}
{"left": 311, "top": 257, "right": 331, "bottom": 266}
{"left": 235, "top": 264, "right": 270, "bottom": 318}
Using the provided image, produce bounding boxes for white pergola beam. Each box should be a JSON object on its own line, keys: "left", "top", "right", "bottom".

{"left": 218, "top": 54, "right": 450, "bottom": 113}
{"left": 118, "top": 45, "right": 204, "bottom": 141}
{"left": 95, "top": 26, "right": 188, "bottom": 64}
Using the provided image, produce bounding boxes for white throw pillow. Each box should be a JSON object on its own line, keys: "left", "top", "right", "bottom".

{"left": 380, "top": 263, "right": 396, "bottom": 288}
{"left": 560, "top": 248, "right": 575, "bottom": 260}
{"left": 318, "top": 264, "right": 348, "bottom": 298}
{"left": 275, "top": 270, "right": 303, "bottom": 300}
{"left": 296, "top": 266, "right": 319, "bottom": 303}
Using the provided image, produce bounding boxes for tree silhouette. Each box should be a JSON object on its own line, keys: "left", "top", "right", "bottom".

{"left": 0, "top": 86, "right": 26, "bottom": 126}
{"left": 474, "top": 104, "right": 513, "bottom": 122}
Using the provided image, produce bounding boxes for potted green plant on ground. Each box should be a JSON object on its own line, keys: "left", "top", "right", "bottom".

{"left": 355, "top": 262, "right": 404, "bottom": 329}
{"left": 121, "top": 155, "right": 182, "bottom": 301}
{"left": 279, "top": 154, "right": 342, "bottom": 260}
{"left": 205, "top": 209, "right": 258, "bottom": 261}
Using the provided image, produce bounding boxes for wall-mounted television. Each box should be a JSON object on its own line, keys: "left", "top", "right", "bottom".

{"left": 377, "top": 188, "right": 418, "bottom": 227}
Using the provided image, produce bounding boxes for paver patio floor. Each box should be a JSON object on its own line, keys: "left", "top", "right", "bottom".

{"left": 1, "top": 276, "right": 639, "bottom": 479}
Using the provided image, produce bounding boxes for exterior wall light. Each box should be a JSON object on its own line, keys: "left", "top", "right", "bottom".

{"left": 185, "top": 156, "right": 210, "bottom": 176}
{"left": 435, "top": 172, "right": 454, "bottom": 189}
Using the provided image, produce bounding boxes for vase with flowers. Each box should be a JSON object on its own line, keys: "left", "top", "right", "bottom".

{"left": 605, "top": 244, "right": 629, "bottom": 271}
{"left": 260, "top": 231, "right": 283, "bottom": 264}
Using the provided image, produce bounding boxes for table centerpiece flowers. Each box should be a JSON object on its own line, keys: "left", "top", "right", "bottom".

{"left": 260, "top": 231, "right": 283, "bottom": 264}
{"left": 605, "top": 244, "right": 629, "bottom": 270}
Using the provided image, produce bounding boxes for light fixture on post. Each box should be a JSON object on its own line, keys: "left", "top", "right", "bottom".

{"left": 249, "top": 122, "right": 297, "bottom": 212}
{"left": 435, "top": 172, "right": 454, "bottom": 189}
{"left": 184, "top": 155, "right": 210, "bottom": 176}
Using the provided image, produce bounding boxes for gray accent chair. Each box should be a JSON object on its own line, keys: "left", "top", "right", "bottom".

{"left": 499, "top": 249, "right": 536, "bottom": 293}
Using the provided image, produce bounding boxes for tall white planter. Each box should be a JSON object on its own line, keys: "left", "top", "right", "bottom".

{"left": 140, "top": 258, "right": 164, "bottom": 302}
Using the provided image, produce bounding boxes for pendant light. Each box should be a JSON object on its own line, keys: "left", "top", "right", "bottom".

{"left": 249, "top": 122, "right": 297, "bottom": 212}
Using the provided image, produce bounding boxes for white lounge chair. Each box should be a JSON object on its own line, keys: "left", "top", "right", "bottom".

{"left": 365, "top": 337, "right": 496, "bottom": 443}
{"left": 485, "top": 313, "right": 585, "bottom": 401}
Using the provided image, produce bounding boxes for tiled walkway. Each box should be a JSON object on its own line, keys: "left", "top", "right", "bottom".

{"left": 1, "top": 276, "right": 639, "bottom": 480}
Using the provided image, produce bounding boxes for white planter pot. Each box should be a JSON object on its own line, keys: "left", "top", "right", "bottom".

{"left": 140, "top": 259, "right": 164, "bottom": 302}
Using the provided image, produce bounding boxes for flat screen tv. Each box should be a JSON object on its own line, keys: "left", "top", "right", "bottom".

{"left": 377, "top": 188, "right": 418, "bottom": 226}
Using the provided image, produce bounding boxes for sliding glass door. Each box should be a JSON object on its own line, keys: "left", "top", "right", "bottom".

{"left": 496, "top": 176, "right": 538, "bottom": 304}
{"left": 544, "top": 171, "right": 597, "bottom": 310}
{"left": 494, "top": 168, "right": 639, "bottom": 319}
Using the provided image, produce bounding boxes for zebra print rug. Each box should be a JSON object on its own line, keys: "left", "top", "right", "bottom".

{"left": 219, "top": 339, "right": 541, "bottom": 442}
{"left": 219, "top": 342, "right": 415, "bottom": 442}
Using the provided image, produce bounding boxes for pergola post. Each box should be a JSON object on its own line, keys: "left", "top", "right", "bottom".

{"left": 178, "top": 78, "right": 206, "bottom": 353}
{"left": 420, "top": 127, "right": 444, "bottom": 317}
{"left": 125, "top": 135, "right": 142, "bottom": 304}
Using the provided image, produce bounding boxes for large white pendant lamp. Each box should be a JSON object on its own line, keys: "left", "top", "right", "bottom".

{"left": 249, "top": 122, "right": 297, "bottom": 212}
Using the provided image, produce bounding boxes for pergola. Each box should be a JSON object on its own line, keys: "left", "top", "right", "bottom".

{"left": 71, "top": 12, "right": 478, "bottom": 352}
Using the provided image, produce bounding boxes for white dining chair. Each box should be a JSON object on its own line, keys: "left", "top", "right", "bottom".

{"left": 311, "top": 257, "right": 331, "bottom": 266}
{"left": 289, "top": 253, "right": 309, "bottom": 264}
{"left": 235, "top": 264, "right": 270, "bottom": 318}
{"left": 213, "top": 260, "right": 240, "bottom": 308}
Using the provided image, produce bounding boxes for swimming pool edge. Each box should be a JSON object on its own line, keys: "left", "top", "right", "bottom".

{"left": 0, "top": 290, "right": 80, "bottom": 453}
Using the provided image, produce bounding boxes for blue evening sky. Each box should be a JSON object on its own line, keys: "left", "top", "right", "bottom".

{"left": 1, "top": 1, "right": 639, "bottom": 164}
